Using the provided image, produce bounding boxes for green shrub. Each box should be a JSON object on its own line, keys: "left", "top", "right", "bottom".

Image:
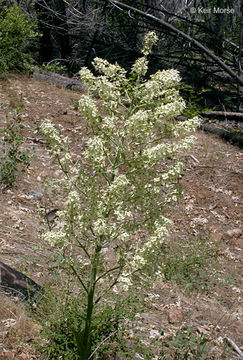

{"left": 162, "top": 237, "right": 219, "bottom": 292}
{"left": 0, "top": 3, "right": 39, "bottom": 74}
{"left": 40, "top": 61, "right": 67, "bottom": 73}
{"left": 37, "top": 289, "right": 138, "bottom": 360}
{"left": 0, "top": 113, "right": 32, "bottom": 186}
{"left": 180, "top": 85, "right": 212, "bottom": 118}
{"left": 161, "top": 327, "right": 209, "bottom": 359}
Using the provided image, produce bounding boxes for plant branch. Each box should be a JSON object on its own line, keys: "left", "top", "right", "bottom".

{"left": 88, "top": 331, "right": 117, "bottom": 360}
{"left": 69, "top": 263, "right": 88, "bottom": 293}
{"left": 95, "top": 265, "right": 121, "bottom": 284}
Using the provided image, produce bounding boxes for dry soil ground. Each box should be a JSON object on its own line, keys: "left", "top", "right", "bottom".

{"left": 0, "top": 74, "right": 242, "bottom": 359}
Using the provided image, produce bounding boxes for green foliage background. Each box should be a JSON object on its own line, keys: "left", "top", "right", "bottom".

{"left": 0, "top": 3, "right": 39, "bottom": 74}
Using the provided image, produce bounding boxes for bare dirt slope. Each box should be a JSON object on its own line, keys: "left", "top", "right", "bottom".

{"left": 0, "top": 74, "right": 242, "bottom": 359}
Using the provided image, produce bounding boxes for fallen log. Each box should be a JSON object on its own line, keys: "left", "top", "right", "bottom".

{"left": 200, "top": 123, "right": 243, "bottom": 148}
{"left": 200, "top": 111, "right": 243, "bottom": 121}
{"left": 0, "top": 261, "right": 44, "bottom": 307}
{"left": 32, "top": 68, "right": 84, "bottom": 92}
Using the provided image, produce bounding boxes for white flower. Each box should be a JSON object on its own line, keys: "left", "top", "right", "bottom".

{"left": 102, "top": 115, "right": 118, "bottom": 135}
{"left": 65, "top": 190, "right": 80, "bottom": 215}
{"left": 119, "top": 231, "right": 130, "bottom": 242}
{"left": 119, "top": 272, "right": 133, "bottom": 291}
{"left": 43, "top": 230, "right": 67, "bottom": 248}
{"left": 150, "top": 69, "right": 181, "bottom": 88}
{"left": 131, "top": 254, "right": 147, "bottom": 269}
{"left": 96, "top": 76, "right": 121, "bottom": 104}
{"left": 155, "top": 99, "right": 186, "bottom": 119}
{"left": 141, "top": 31, "right": 158, "bottom": 56}
{"left": 79, "top": 67, "right": 96, "bottom": 87}
{"left": 114, "top": 209, "right": 132, "bottom": 221}
{"left": 41, "top": 119, "right": 63, "bottom": 153}
{"left": 79, "top": 95, "right": 100, "bottom": 125}
{"left": 110, "top": 174, "right": 129, "bottom": 190}
{"left": 131, "top": 57, "right": 148, "bottom": 76}
{"left": 125, "top": 110, "right": 152, "bottom": 138}
{"left": 92, "top": 57, "right": 127, "bottom": 84}
{"left": 84, "top": 136, "right": 106, "bottom": 167}
{"left": 93, "top": 218, "right": 107, "bottom": 236}
{"left": 143, "top": 143, "right": 174, "bottom": 165}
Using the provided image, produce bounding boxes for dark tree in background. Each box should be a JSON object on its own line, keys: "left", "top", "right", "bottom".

{"left": 34, "top": 0, "right": 71, "bottom": 64}
{"left": 1, "top": 0, "right": 242, "bottom": 110}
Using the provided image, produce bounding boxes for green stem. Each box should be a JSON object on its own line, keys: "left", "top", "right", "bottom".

{"left": 78, "top": 243, "right": 101, "bottom": 360}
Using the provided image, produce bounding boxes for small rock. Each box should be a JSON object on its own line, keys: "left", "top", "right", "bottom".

{"left": 45, "top": 208, "right": 59, "bottom": 222}
{"left": 175, "top": 115, "right": 188, "bottom": 122}
{"left": 168, "top": 308, "right": 183, "bottom": 324}
{"left": 197, "top": 326, "right": 210, "bottom": 335}
{"left": 226, "top": 228, "right": 242, "bottom": 238}
{"left": 210, "top": 231, "right": 223, "bottom": 242}
{"left": 28, "top": 190, "right": 43, "bottom": 200}
{"left": 19, "top": 353, "right": 28, "bottom": 359}
{"left": 2, "top": 351, "right": 15, "bottom": 360}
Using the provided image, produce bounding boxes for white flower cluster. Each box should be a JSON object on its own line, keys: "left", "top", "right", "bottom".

{"left": 150, "top": 69, "right": 181, "bottom": 89}
{"left": 93, "top": 218, "right": 108, "bottom": 236}
{"left": 78, "top": 95, "right": 99, "bottom": 126}
{"left": 40, "top": 119, "right": 63, "bottom": 154}
{"left": 92, "top": 58, "right": 127, "bottom": 84}
{"left": 114, "top": 208, "right": 132, "bottom": 222}
{"left": 95, "top": 76, "right": 121, "bottom": 104}
{"left": 60, "top": 152, "right": 72, "bottom": 165}
{"left": 80, "top": 60, "right": 124, "bottom": 112}
{"left": 141, "top": 31, "right": 158, "bottom": 56}
{"left": 79, "top": 67, "right": 96, "bottom": 89}
{"left": 130, "top": 32, "right": 158, "bottom": 77}
{"left": 129, "top": 216, "right": 173, "bottom": 273}
{"left": 65, "top": 190, "right": 80, "bottom": 212}
{"left": 143, "top": 143, "right": 175, "bottom": 166}
{"left": 131, "top": 57, "right": 148, "bottom": 76}
{"left": 102, "top": 115, "right": 118, "bottom": 136}
{"left": 139, "top": 79, "right": 181, "bottom": 105}
{"left": 155, "top": 99, "right": 186, "bottom": 120}
{"left": 108, "top": 174, "right": 129, "bottom": 198}
{"left": 173, "top": 116, "right": 201, "bottom": 137}
{"left": 119, "top": 272, "right": 133, "bottom": 291}
{"left": 84, "top": 136, "right": 106, "bottom": 167}
{"left": 125, "top": 110, "right": 152, "bottom": 138}
{"left": 161, "top": 161, "right": 185, "bottom": 184}
{"left": 176, "top": 135, "right": 197, "bottom": 151}
{"left": 41, "top": 31, "right": 200, "bottom": 295}
{"left": 43, "top": 230, "right": 67, "bottom": 247}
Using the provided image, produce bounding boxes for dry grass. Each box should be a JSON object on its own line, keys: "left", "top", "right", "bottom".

{"left": 0, "top": 295, "right": 42, "bottom": 359}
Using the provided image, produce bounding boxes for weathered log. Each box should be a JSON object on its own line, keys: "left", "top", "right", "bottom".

{"left": 200, "top": 123, "right": 243, "bottom": 148}
{"left": 201, "top": 111, "right": 243, "bottom": 121}
{"left": 0, "top": 261, "right": 44, "bottom": 306}
{"left": 32, "top": 68, "right": 84, "bottom": 92}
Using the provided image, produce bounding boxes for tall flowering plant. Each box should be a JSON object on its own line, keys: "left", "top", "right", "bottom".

{"left": 41, "top": 32, "right": 200, "bottom": 359}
